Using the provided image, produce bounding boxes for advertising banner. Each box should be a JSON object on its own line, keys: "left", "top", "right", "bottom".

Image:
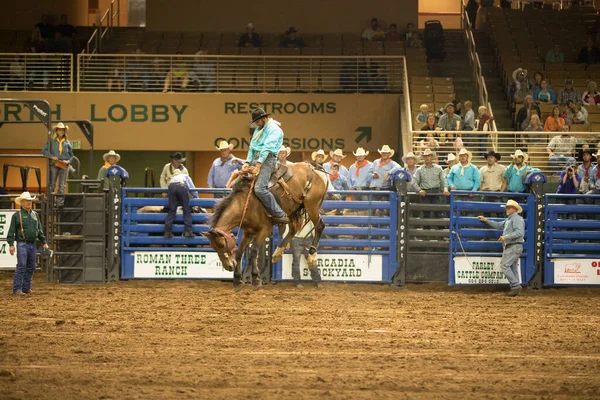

{"left": 0, "top": 211, "right": 17, "bottom": 270}
{"left": 453, "top": 256, "right": 522, "bottom": 285}
{"left": 133, "top": 251, "right": 233, "bottom": 279}
{"left": 281, "top": 253, "right": 383, "bottom": 282}
{"left": 553, "top": 259, "right": 600, "bottom": 285}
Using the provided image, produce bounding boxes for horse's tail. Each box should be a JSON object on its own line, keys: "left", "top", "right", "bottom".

{"left": 289, "top": 205, "right": 306, "bottom": 232}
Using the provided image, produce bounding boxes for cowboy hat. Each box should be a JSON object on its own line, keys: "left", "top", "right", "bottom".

{"left": 311, "top": 149, "right": 328, "bottom": 161}
{"left": 421, "top": 148, "right": 435, "bottom": 157}
{"left": 353, "top": 147, "right": 369, "bottom": 157}
{"left": 457, "top": 148, "right": 473, "bottom": 161}
{"left": 278, "top": 145, "right": 291, "bottom": 156}
{"left": 249, "top": 108, "right": 270, "bottom": 126}
{"left": 215, "top": 141, "right": 234, "bottom": 151}
{"left": 447, "top": 153, "right": 457, "bottom": 162}
{"left": 169, "top": 151, "right": 187, "bottom": 163}
{"left": 483, "top": 150, "right": 501, "bottom": 161}
{"left": 512, "top": 67, "right": 528, "bottom": 80}
{"left": 103, "top": 150, "right": 121, "bottom": 162}
{"left": 329, "top": 149, "right": 347, "bottom": 159}
{"left": 52, "top": 122, "right": 69, "bottom": 132}
{"left": 378, "top": 145, "right": 395, "bottom": 157}
{"left": 246, "top": 22, "right": 254, "bottom": 29}
{"left": 402, "top": 152, "right": 416, "bottom": 164}
{"left": 15, "top": 191, "right": 36, "bottom": 206}
{"left": 502, "top": 199, "right": 523, "bottom": 214}
{"left": 510, "top": 149, "right": 529, "bottom": 163}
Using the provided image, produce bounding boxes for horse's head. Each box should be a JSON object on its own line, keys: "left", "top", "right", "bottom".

{"left": 201, "top": 228, "right": 237, "bottom": 272}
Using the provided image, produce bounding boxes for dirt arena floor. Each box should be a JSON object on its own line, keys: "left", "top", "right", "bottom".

{"left": 1, "top": 273, "right": 600, "bottom": 400}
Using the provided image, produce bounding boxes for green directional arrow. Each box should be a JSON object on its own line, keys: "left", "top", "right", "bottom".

{"left": 355, "top": 126, "right": 372, "bottom": 144}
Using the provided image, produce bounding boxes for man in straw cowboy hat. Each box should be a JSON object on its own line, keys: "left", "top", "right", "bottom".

{"left": 504, "top": 149, "right": 540, "bottom": 193}
{"left": 401, "top": 151, "right": 420, "bottom": 193}
{"left": 209, "top": 140, "right": 243, "bottom": 198}
{"left": 277, "top": 145, "right": 293, "bottom": 166}
{"left": 323, "top": 148, "right": 349, "bottom": 179}
{"left": 478, "top": 200, "right": 525, "bottom": 297}
{"left": 42, "top": 122, "right": 74, "bottom": 208}
{"left": 509, "top": 67, "right": 531, "bottom": 103}
{"left": 160, "top": 152, "right": 189, "bottom": 191}
{"left": 240, "top": 108, "right": 289, "bottom": 224}
{"left": 443, "top": 153, "right": 457, "bottom": 177}
{"left": 480, "top": 150, "right": 506, "bottom": 192}
{"left": 6, "top": 192, "right": 49, "bottom": 295}
{"left": 348, "top": 147, "right": 372, "bottom": 190}
{"left": 369, "top": 145, "right": 402, "bottom": 190}
{"left": 447, "top": 148, "right": 481, "bottom": 191}
{"left": 311, "top": 149, "right": 327, "bottom": 167}
{"left": 97, "top": 150, "right": 129, "bottom": 188}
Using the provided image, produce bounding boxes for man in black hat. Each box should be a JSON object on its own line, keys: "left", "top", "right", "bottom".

{"left": 280, "top": 27, "right": 305, "bottom": 48}
{"left": 160, "top": 152, "right": 189, "bottom": 195}
{"left": 242, "top": 108, "right": 289, "bottom": 224}
{"left": 480, "top": 151, "right": 506, "bottom": 193}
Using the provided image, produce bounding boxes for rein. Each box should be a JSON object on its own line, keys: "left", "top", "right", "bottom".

{"left": 237, "top": 176, "right": 256, "bottom": 238}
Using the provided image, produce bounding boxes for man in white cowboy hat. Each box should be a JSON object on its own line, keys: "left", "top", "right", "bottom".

{"left": 401, "top": 151, "right": 420, "bottom": 193}
{"left": 414, "top": 148, "right": 449, "bottom": 206}
{"left": 42, "top": 122, "right": 74, "bottom": 208}
{"left": 369, "top": 145, "right": 402, "bottom": 190}
{"left": 447, "top": 148, "right": 481, "bottom": 191}
{"left": 437, "top": 102, "right": 463, "bottom": 132}
{"left": 97, "top": 150, "right": 129, "bottom": 187}
{"left": 277, "top": 145, "right": 293, "bottom": 166}
{"left": 160, "top": 152, "right": 189, "bottom": 190}
{"left": 6, "top": 192, "right": 49, "bottom": 295}
{"left": 241, "top": 108, "right": 289, "bottom": 224}
{"left": 443, "top": 153, "right": 457, "bottom": 178}
{"left": 348, "top": 147, "right": 372, "bottom": 190}
{"left": 323, "top": 148, "right": 349, "bottom": 179}
{"left": 480, "top": 151, "right": 506, "bottom": 192}
{"left": 208, "top": 140, "right": 242, "bottom": 197}
{"left": 478, "top": 200, "right": 525, "bottom": 297}
{"left": 504, "top": 149, "right": 540, "bottom": 193}
{"left": 509, "top": 67, "right": 531, "bottom": 103}
{"left": 164, "top": 170, "right": 198, "bottom": 239}
{"left": 311, "top": 149, "right": 328, "bottom": 166}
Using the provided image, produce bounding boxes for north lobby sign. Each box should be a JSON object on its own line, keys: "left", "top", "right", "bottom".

{"left": 0, "top": 93, "right": 400, "bottom": 152}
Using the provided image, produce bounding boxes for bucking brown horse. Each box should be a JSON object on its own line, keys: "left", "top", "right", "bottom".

{"left": 202, "top": 162, "right": 328, "bottom": 289}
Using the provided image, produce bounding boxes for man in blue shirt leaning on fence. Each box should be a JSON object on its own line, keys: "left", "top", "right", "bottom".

{"left": 241, "top": 108, "right": 289, "bottom": 224}
{"left": 447, "top": 148, "right": 481, "bottom": 191}
{"left": 478, "top": 199, "right": 525, "bottom": 297}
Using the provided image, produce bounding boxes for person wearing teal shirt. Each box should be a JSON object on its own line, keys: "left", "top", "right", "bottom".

{"left": 504, "top": 150, "right": 540, "bottom": 193}
{"left": 447, "top": 148, "right": 481, "bottom": 191}
{"left": 242, "top": 108, "right": 288, "bottom": 224}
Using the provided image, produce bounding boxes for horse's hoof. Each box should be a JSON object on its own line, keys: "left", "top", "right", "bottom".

{"left": 307, "top": 253, "right": 317, "bottom": 268}
{"left": 233, "top": 282, "right": 245, "bottom": 292}
{"left": 272, "top": 247, "right": 284, "bottom": 263}
{"left": 252, "top": 282, "right": 262, "bottom": 290}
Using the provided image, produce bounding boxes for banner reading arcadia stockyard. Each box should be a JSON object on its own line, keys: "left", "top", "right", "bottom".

{"left": 0, "top": 93, "right": 400, "bottom": 152}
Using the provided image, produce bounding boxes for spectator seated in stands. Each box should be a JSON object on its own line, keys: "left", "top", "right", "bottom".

{"left": 361, "top": 58, "right": 387, "bottom": 93}
{"left": 420, "top": 113, "right": 441, "bottom": 134}
{"left": 126, "top": 49, "right": 149, "bottom": 92}
{"left": 509, "top": 68, "right": 531, "bottom": 104}
{"left": 453, "top": 99, "right": 463, "bottom": 117}
{"left": 419, "top": 131, "right": 440, "bottom": 158}
{"left": 516, "top": 95, "right": 541, "bottom": 131}
{"left": 386, "top": 23, "right": 401, "bottom": 41}
{"left": 416, "top": 104, "right": 429, "bottom": 126}
{"left": 547, "top": 127, "right": 577, "bottom": 172}
{"left": 557, "top": 79, "right": 582, "bottom": 105}
{"left": 362, "top": 17, "right": 385, "bottom": 41}
{"left": 147, "top": 58, "right": 168, "bottom": 92}
{"left": 534, "top": 80, "right": 556, "bottom": 104}
{"left": 556, "top": 163, "right": 581, "bottom": 194}
{"left": 504, "top": 150, "right": 539, "bottom": 193}
{"left": 280, "top": 27, "right": 305, "bottom": 48}
{"left": 26, "top": 27, "right": 45, "bottom": 54}
{"left": 570, "top": 102, "right": 588, "bottom": 127}
{"left": 544, "top": 105, "right": 566, "bottom": 132}
{"left": 545, "top": 44, "right": 565, "bottom": 64}
{"left": 35, "top": 15, "right": 55, "bottom": 40}
{"left": 530, "top": 71, "right": 546, "bottom": 94}
{"left": 463, "top": 101, "right": 475, "bottom": 131}
{"left": 582, "top": 81, "right": 600, "bottom": 106}
{"left": 238, "top": 23, "right": 262, "bottom": 48}
{"left": 404, "top": 23, "right": 422, "bottom": 48}
{"left": 8, "top": 56, "right": 25, "bottom": 91}
{"left": 56, "top": 14, "right": 76, "bottom": 39}
{"left": 577, "top": 37, "right": 600, "bottom": 64}
{"left": 163, "top": 55, "right": 190, "bottom": 92}
{"left": 474, "top": 105, "right": 494, "bottom": 156}
{"left": 453, "top": 132, "right": 464, "bottom": 153}
{"left": 190, "top": 50, "right": 216, "bottom": 92}
{"left": 447, "top": 148, "right": 481, "bottom": 191}
{"left": 523, "top": 114, "right": 545, "bottom": 144}
{"left": 437, "top": 102, "right": 463, "bottom": 131}
{"left": 47, "top": 31, "right": 69, "bottom": 53}
{"left": 480, "top": 151, "right": 506, "bottom": 192}
{"left": 578, "top": 149, "right": 597, "bottom": 195}
{"left": 98, "top": 150, "right": 129, "bottom": 188}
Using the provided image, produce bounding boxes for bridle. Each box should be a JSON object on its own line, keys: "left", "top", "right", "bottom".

{"left": 210, "top": 228, "right": 237, "bottom": 256}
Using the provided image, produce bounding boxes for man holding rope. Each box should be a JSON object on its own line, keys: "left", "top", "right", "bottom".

{"left": 478, "top": 199, "right": 525, "bottom": 297}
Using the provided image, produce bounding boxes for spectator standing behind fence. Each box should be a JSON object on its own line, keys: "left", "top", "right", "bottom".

{"left": 7, "top": 192, "right": 49, "bottom": 296}
{"left": 402, "top": 152, "right": 421, "bottom": 192}
{"left": 35, "top": 15, "right": 55, "bottom": 40}
{"left": 437, "top": 103, "right": 463, "bottom": 131}
{"left": 348, "top": 148, "right": 372, "bottom": 199}
{"left": 311, "top": 149, "right": 327, "bottom": 167}
{"left": 504, "top": 150, "right": 539, "bottom": 193}
{"left": 477, "top": 200, "right": 525, "bottom": 297}
{"left": 160, "top": 152, "right": 188, "bottom": 197}
{"left": 208, "top": 141, "right": 242, "bottom": 198}
{"left": 369, "top": 145, "right": 402, "bottom": 189}
{"left": 447, "top": 148, "right": 480, "bottom": 191}
{"left": 238, "top": 23, "right": 262, "bottom": 48}
{"left": 98, "top": 150, "right": 129, "bottom": 188}
{"left": 42, "top": 123, "right": 73, "bottom": 208}
{"left": 329, "top": 164, "right": 349, "bottom": 196}
{"left": 547, "top": 128, "right": 577, "bottom": 172}
{"left": 280, "top": 27, "right": 305, "bottom": 48}
{"left": 277, "top": 145, "right": 293, "bottom": 166}
{"left": 578, "top": 149, "right": 597, "bottom": 194}
{"left": 582, "top": 81, "right": 600, "bottom": 106}
{"left": 480, "top": 151, "right": 506, "bottom": 192}
{"left": 362, "top": 18, "right": 385, "bottom": 41}
{"left": 475, "top": 105, "right": 494, "bottom": 155}
{"left": 164, "top": 170, "right": 198, "bottom": 239}
{"left": 557, "top": 163, "right": 581, "bottom": 195}
{"left": 414, "top": 149, "right": 449, "bottom": 213}
{"left": 557, "top": 79, "right": 582, "bottom": 105}
{"left": 577, "top": 38, "right": 600, "bottom": 64}
{"left": 323, "top": 149, "right": 349, "bottom": 178}
{"left": 444, "top": 153, "right": 457, "bottom": 175}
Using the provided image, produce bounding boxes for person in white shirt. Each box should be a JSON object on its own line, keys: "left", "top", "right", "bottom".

{"left": 277, "top": 145, "right": 293, "bottom": 166}
{"left": 323, "top": 148, "right": 349, "bottom": 178}
{"left": 480, "top": 151, "right": 506, "bottom": 193}
{"left": 361, "top": 17, "right": 385, "bottom": 41}
{"left": 160, "top": 152, "right": 189, "bottom": 194}
{"left": 164, "top": 170, "right": 198, "bottom": 239}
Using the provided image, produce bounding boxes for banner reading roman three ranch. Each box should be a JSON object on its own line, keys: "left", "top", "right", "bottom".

{"left": 0, "top": 93, "right": 400, "bottom": 152}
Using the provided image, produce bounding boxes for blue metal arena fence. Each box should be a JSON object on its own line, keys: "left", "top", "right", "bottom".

{"left": 448, "top": 191, "right": 537, "bottom": 286}
{"left": 543, "top": 194, "right": 600, "bottom": 287}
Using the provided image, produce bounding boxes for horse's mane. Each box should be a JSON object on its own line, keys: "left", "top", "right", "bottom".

{"left": 209, "top": 179, "right": 249, "bottom": 227}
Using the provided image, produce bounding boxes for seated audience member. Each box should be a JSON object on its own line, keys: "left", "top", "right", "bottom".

{"left": 56, "top": 14, "right": 76, "bottom": 39}
{"left": 583, "top": 81, "right": 600, "bottom": 105}
{"left": 362, "top": 18, "right": 385, "bottom": 41}
{"left": 557, "top": 79, "right": 582, "bottom": 105}
{"left": 516, "top": 95, "right": 541, "bottom": 130}
{"left": 437, "top": 103, "right": 463, "bottom": 131}
{"left": 530, "top": 71, "right": 546, "bottom": 94}
{"left": 191, "top": 51, "right": 216, "bottom": 92}
{"left": 480, "top": 151, "right": 506, "bottom": 192}
{"left": 147, "top": 58, "right": 168, "bottom": 92}
{"left": 447, "top": 148, "right": 481, "bottom": 191}
{"left": 570, "top": 102, "right": 588, "bottom": 126}
{"left": 544, "top": 105, "right": 566, "bottom": 132}
{"left": 437, "top": 133, "right": 455, "bottom": 164}
{"left": 419, "top": 131, "right": 440, "bottom": 156}
{"left": 523, "top": 114, "right": 545, "bottom": 144}
{"left": 238, "top": 23, "right": 262, "bottom": 48}
{"left": 578, "top": 149, "right": 597, "bottom": 194}
{"left": 504, "top": 150, "right": 539, "bottom": 193}
{"left": 416, "top": 104, "right": 429, "bottom": 125}
{"left": 577, "top": 37, "right": 600, "bottom": 64}
{"left": 453, "top": 99, "right": 463, "bottom": 117}
{"left": 386, "top": 24, "right": 401, "bottom": 41}
{"left": 509, "top": 68, "right": 531, "bottom": 103}
{"left": 534, "top": 80, "right": 556, "bottom": 104}
{"left": 125, "top": 49, "right": 149, "bottom": 92}
{"left": 163, "top": 55, "right": 190, "bottom": 92}
{"left": 556, "top": 163, "right": 581, "bottom": 194}
{"left": 404, "top": 23, "right": 422, "bottom": 48}
{"left": 280, "top": 27, "right": 305, "bottom": 48}
{"left": 420, "top": 113, "right": 441, "bottom": 133}
{"left": 35, "top": 15, "right": 55, "bottom": 40}
{"left": 26, "top": 27, "right": 45, "bottom": 54}
{"left": 463, "top": 101, "right": 475, "bottom": 131}
{"left": 8, "top": 56, "right": 25, "bottom": 91}
{"left": 547, "top": 127, "right": 577, "bottom": 171}
{"left": 545, "top": 44, "right": 565, "bottom": 64}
